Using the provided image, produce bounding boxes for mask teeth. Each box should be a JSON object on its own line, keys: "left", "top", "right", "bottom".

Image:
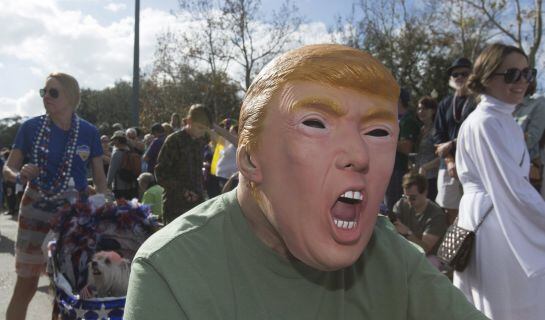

{"left": 340, "top": 190, "right": 363, "bottom": 201}
{"left": 333, "top": 219, "right": 357, "bottom": 230}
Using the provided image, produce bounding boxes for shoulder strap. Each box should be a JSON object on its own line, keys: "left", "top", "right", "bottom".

{"left": 474, "top": 205, "right": 493, "bottom": 232}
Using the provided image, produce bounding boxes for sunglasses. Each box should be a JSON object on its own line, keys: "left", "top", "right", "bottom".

{"left": 451, "top": 71, "right": 469, "bottom": 79}
{"left": 493, "top": 67, "right": 537, "bottom": 84}
{"left": 402, "top": 194, "right": 417, "bottom": 201}
{"left": 39, "top": 88, "right": 59, "bottom": 99}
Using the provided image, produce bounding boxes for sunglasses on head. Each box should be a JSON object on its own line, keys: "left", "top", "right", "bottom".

{"left": 451, "top": 71, "right": 469, "bottom": 79}
{"left": 39, "top": 88, "right": 59, "bottom": 99}
{"left": 493, "top": 67, "right": 537, "bottom": 84}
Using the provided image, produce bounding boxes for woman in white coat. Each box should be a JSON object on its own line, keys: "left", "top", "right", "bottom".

{"left": 454, "top": 43, "right": 545, "bottom": 320}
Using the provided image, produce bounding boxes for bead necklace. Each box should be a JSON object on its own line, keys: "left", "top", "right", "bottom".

{"left": 31, "top": 113, "right": 80, "bottom": 201}
{"left": 451, "top": 95, "right": 471, "bottom": 123}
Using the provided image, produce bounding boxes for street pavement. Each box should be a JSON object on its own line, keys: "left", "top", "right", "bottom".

{"left": 0, "top": 210, "right": 53, "bottom": 319}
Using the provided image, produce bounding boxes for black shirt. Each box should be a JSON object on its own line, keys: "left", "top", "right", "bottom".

{"left": 432, "top": 94, "right": 476, "bottom": 157}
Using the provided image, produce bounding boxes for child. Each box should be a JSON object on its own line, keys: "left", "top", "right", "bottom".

{"left": 137, "top": 173, "right": 164, "bottom": 221}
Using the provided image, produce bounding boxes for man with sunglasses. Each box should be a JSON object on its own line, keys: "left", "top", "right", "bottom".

{"left": 433, "top": 57, "right": 476, "bottom": 225}
{"left": 392, "top": 172, "right": 447, "bottom": 264}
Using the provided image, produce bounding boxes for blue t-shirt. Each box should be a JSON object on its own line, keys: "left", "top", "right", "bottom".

{"left": 13, "top": 115, "right": 103, "bottom": 191}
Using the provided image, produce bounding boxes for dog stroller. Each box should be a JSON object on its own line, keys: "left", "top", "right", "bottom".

{"left": 47, "top": 196, "right": 158, "bottom": 319}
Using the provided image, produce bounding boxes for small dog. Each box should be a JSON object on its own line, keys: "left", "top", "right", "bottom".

{"left": 81, "top": 251, "right": 131, "bottom": 298}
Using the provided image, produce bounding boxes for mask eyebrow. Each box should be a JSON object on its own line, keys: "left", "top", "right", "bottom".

{"left": 360, "top": 108, "right": 397, "bottom": 125}
{"left": 288, "top": 97, "right": 346, "bottom": 117}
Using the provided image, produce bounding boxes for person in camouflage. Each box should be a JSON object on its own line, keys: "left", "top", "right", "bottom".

{"left": 154, "top": 104, "right": 211, "bottom": 224}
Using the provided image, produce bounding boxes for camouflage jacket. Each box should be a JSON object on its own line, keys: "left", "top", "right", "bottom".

{"left": 155, "top": 129, "right": 207, "bottom": 219}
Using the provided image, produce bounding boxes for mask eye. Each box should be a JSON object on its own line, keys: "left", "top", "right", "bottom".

{"left": 366, "top": 129, "right": 389, "bottom": 137}
{"left": 302, "top": 119, "right": 325, "bottom": 129}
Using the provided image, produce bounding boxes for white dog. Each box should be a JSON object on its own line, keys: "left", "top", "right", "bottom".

{"left": 81, "top": 251, "right": 131, "bottom": 298}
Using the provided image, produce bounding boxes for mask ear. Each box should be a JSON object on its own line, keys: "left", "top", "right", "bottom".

{"left": 237, "top": 145, "right": 262, "bottom": 183}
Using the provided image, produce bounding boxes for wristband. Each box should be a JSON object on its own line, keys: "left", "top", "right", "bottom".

{"left": 15, "top": 173, "right": 22, "bottom": 185}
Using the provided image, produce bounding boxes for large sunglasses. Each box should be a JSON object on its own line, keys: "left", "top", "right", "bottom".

{"left": 39, "top": 88, "right": 59, "bottom": 99}
{"left": 493, "top": 67, "right": 537, "bottom": 84}
{"left": 451, "top": 71, "right": 469, "bottom": 79}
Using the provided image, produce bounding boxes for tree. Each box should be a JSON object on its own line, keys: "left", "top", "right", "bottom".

{"left": 141, "top": 64, "right": 241, "bottom": 130}
{"left": 176, "top": 0, "right": 232, "bottom": 77}
{"left": 0, "top": 116, "right": 23, "bottom": 149}
{"left": 334, "top": 0, "right": 457, "bottom": 100}
{"left": 332, "top": 0, "right": 522, "bottom": 101}
{"left": 425, "top": 0, "right": 495, "bottom": 61}
{"left": 172, "top": 0, "right": 302, "bottom": 91}
{"left": 222, "top": 0, "right": 302, "bottom": 90}
{"left": 461, "top": 0, "right": 543, "bottom": 67}
{"left": 78, "top": 81, "right": 133, "bottom": 132}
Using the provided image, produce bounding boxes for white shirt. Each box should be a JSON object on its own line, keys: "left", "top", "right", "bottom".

{"left": 454, "top": 94, "right": 545, "bottom": 319}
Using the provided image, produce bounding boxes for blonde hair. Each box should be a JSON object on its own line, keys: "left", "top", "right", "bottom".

{"left": 238, "top": 44, "right": 399, "bottom": 154}
{"left": 467, "top": 43, "right": 528, "bottom": 95}
{"left": 47, "top": 72, "right": 81, "bottom": 109}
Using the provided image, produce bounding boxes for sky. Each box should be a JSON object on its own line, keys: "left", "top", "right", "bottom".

{"left": 0, "top": 0, "right": 355, "bottom": 119}
{"left": 1, "top": 0, "right": 543, "bottom": 120}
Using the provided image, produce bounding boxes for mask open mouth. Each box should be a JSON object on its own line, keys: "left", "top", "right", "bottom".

{"left": 331, "top": 190, "right": 363, "bottom": 230}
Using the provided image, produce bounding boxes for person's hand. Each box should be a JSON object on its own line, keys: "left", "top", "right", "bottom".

{"left": 435, "top": 141, "right": 453, "bottom": 158}
{"left": 418, "top": 166, "right": 427, "bottom": 176}
{"left": 19, "top": 163, "right": 40, "bottom": 183}
{"left": 393, "top": 220, "right": 410, "bottom": 236}
{"left": 184, "top": 190, "right": 199, "bottom": 203}
{"left": 446, "top": 159, "right": 458, "bottom": 179}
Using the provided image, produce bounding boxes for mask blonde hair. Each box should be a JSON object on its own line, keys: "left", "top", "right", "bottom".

{"left": 238, "top": 44, "right": 399, "bottom": 155}
{"left": 47, "top": 72, "right": 81, "bottom": 109}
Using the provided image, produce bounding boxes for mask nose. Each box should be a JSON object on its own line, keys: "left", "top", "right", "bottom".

{"left": 335, "top": 128, "right": 369, "bottom": 173}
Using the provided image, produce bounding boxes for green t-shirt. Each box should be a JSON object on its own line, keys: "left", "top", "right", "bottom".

{"left": 393, "top": 199, "right": 448, "bottom": 254}
{"left": 125, "top": 190, "right": 487, "bottom": 320}
{"left": 141, "top": 184, "right": 164, "bottom": 218}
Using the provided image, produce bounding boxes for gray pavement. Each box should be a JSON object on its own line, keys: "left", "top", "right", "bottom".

{"left": 0, "top": 210, "right": 53, "bottom": 319}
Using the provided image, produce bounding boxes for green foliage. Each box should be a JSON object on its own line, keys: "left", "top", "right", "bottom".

{"left": 140, "top": 67, "right": 241, "bottom": 130}
{"left": 0, "top": 116, "right": 23, "bottom": 149}
{"left": 332, "top": 0, "right": 500, "bottom": 104}
{"left": 75, "top": 67, "right": 241, "bottom": 135}
{"left": 78, "top": 81, "right": 132, "bottom": 134}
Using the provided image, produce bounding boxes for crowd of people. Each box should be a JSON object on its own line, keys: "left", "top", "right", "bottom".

{"left": 2, "top": 42, "right": 545, "bottom": 320}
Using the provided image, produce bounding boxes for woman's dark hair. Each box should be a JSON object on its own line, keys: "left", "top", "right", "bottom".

{"left": 467, "top": 43, "right": 528, "bottom": 95}
{"left": 417, "top": 96, "right": 438, "bottom": 111}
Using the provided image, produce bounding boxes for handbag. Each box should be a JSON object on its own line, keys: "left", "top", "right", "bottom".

{"left": 437, "top": 205, "right": 493, "bottom": 272}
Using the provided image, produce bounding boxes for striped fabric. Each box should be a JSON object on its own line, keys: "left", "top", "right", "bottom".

{"left": 15, "top": 187, "right": 66, "bottom": 278}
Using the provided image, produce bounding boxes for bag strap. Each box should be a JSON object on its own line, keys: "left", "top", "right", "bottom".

{"left": 474, "top": 204, "right": 493, "bottom": 232}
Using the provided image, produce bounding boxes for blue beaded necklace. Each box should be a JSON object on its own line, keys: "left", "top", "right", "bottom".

{"left": 31, "top": 113, "right": 80, "bottom": 201}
